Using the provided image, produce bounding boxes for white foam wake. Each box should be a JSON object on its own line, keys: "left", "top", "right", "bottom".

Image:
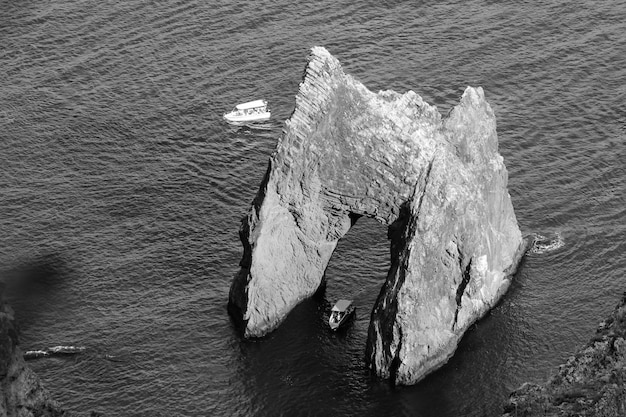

{"left": 529, "top": 232, "right": 565, "bottom": 254}
{"left": 24, "top": 345, "right": 86, "bottom": 360}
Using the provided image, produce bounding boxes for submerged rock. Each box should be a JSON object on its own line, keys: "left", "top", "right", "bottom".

{"left": 503, "top": 294, "right": 626, "bottom": 417}
{"left": 229, "top": 46, "right": 527, "bottom": 384}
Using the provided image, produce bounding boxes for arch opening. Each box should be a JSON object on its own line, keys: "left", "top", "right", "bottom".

{"left": 322, "top": 215, "right": 390, "bottom": 318}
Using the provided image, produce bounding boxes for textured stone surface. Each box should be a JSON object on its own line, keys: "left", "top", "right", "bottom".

{"left": 0, "top": 292, "right": 69, "bottom": 417}
{"left": 229, "top": 46, "right": 527, "bottom": 384}
{"left": 503, "top": 294, "right": 626, "bottom": 417}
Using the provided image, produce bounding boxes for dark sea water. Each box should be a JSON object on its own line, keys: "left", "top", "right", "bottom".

{"left": 1, "top": 0, "right": 624, "bottom": 416}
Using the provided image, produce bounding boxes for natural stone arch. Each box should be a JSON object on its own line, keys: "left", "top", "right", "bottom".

{"left": 228, "top": 47, "right": 527, "bottom": 384}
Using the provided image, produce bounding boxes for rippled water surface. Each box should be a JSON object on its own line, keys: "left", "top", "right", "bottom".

{"left": 1, "top": 0, "right": 624, "bottom": 415}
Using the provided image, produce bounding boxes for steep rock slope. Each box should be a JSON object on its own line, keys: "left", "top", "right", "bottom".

{"left": 504, "top": 294, "right": 626, "bottom": 417}
{"left": 229, "top": 47, "right": 527, "bottom": 384}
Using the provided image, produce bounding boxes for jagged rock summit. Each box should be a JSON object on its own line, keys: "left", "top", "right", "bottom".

{"left": 229, "top": 46, "right": 527, "bottom": 384}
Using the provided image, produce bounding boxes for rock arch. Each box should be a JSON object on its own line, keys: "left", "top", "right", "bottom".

{"left": 228, "top": 47, "right": 527, "bottom": 384}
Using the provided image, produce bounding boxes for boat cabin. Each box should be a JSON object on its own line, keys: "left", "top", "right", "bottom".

{"left": 223, "top": 99, "right": 270, "bottom": 123}
{"left": 329, "top": 299, "right": 355, "bottom": 330}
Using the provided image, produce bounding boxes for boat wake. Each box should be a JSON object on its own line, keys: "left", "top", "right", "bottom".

{"left": 24, "top": 345, "right": 87, "bottom": 360}
{"left": 528, "top": 232, "right": 564, "bottom": 255}
{"left": 227, "top": 120, "right": 280, "bottom": 131}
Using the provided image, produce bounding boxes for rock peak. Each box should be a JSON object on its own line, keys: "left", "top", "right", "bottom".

{"left": 309, "top": 46, "right": 337, "bottom": 63}
{"left": 229, "top": 47, "right": 527, "bottom": 384}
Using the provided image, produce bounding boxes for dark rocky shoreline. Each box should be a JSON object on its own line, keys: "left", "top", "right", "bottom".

{"left": 504, "top": 294, "right": 626, "bottom": 416}
{"left": 0, "top": 287, "right": 69, "bottom": 417}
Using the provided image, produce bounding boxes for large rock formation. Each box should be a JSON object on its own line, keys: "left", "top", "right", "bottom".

{"left": 229, "top": 46, "right": 527, "bottom": 384}
{"left": 0, "top": 289, "right": 69, "bottom": 416}
{"left": 503, "top": 294, "right": 626, "bottom": 417}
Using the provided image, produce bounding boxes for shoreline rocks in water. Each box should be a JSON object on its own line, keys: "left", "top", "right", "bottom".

{"left": 504, "top": 294, "right": 626, "bottom": 416}
{"left": 229, "top": 46, "right": 527, "bottom": 384}
{"left": 0, "top": 290, "right": 70, "bottom": 416}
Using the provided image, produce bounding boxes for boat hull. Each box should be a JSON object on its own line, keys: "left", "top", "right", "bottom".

{"left": 223, "top": 112, "right": 271, "bottom": 123}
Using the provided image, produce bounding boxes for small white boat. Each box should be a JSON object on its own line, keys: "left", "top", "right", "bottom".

{"left": 223, "top": 99, "right": 270, "bottom": 123}
{"left": 329, "top": 299, "right": 356, "bottom": 331}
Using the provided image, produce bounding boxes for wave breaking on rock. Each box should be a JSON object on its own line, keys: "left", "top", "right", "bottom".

{"left": 528, "top": 231, "right": 564, "bottom": 254}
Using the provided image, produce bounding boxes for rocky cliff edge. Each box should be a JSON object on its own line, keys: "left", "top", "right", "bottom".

{"left": 504, "top": 294, "right": 626, "bottom": 416}
{"left": 0, "top": 289, "right": 69, "bottom": 417}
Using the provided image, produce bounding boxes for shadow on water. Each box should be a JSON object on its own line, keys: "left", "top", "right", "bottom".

{"left": 231, "top": 291, "right": 514, "bottom": 416}
{"left": 359, "top": 261, "right": 537, "bottom": 417}
{"left": 230, "top": 217, "right": 389, "bottom": 415}
{"left": 1, "top": 253, "right": 71, "bottom": 331}
{"left": 234, "top": 296, "right": 366, "bottom": 416}
{"left": 229, "top": 227, "right": 535, "bottom": 416}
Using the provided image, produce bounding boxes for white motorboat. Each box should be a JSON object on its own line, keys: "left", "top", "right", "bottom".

{"left": 329, "top": 299, "right": 356, "bottom": 331}
{"left": 223, "top": 99, "right": 270, "bottom": 123}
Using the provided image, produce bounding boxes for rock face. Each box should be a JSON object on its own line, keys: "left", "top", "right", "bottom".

{"left": 503, "top": 295, "right": 626, "bottom": 417}
{"left": 0, "top": 291, "right": 69, "bottom": 417}
{"left": 229, "top": 46, "right": 527, "bottom": 384}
